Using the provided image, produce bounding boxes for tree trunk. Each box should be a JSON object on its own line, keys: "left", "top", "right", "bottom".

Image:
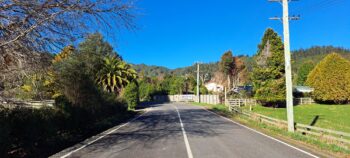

{"left": 227, "top": 75, "right": 231, "bottom": 91}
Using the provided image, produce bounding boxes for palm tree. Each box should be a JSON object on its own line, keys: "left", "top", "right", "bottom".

{"left": 95, "top": 56, "right": 137, "bottom": 93}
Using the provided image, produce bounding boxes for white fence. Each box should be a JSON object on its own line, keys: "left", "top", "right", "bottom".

{"left": 226, "top": 98, "right": 315, "bottom": 107}
{"left": 199, "top": 95, "right": 220, "bottom": 105}
{"left": 0, "top": 99, "right": 55, "bottom": 109}
{"left": 153, "top": 95, "right": 221, "bottom": 105}
{"left": 294, "top": 97, "right": 315, "bottom": 105}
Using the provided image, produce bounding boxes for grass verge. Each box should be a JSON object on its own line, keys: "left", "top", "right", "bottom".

{"left": 242, "top": 104, "right": 350, "bottom": 133}
{"left": 190, "top": 102, "right": 350, "bottom": 158}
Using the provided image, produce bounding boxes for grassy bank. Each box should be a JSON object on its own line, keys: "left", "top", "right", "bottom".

{"left": 190, "top": 102, "right": 350, "bottom": 157}
{"left": 243, "top": 104, "right": 350, "bottom": 133}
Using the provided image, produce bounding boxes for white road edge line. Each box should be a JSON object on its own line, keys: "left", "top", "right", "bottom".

{"left": 174, "top": 105, "right": 194, "bottom": 158}
{"left": 199, "top": 106, "right": 319, "bottom": 158}
{"left": 59, "top": 108, "right": 152, "bottom": 158}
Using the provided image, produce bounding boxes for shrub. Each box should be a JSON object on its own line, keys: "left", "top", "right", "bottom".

{"left": 122, "top": 81, "right": 139, "bottom": 110}
{"left": 138, "top": 81, "right": 154, "bottom": 101}
{"left": 306, "top": 53, "right": 350, "bottom": 104}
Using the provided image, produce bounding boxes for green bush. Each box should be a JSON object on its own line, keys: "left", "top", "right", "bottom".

{"left": 306, "top": 53, "right": 350, "bottom": 104}
{"left": 122, "top": 81, "right": 139, "bottom": 110}
{"left": 138, "top": 81, "right": 155, "bottom": 101}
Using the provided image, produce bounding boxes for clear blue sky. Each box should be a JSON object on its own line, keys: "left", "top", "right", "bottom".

{"left": 103, "top": 0, "right": 350, "bottom": 69}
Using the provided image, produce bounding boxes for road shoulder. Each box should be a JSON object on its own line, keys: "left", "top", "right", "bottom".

{"left": 49, "top": 109, "right": 150, "bottom": 158}
{"left": 188, "top": 103, "right": 343, "bottom": 158}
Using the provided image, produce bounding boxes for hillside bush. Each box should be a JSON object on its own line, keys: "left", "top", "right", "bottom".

{"left": 306, "top": 53, "right": 350, "bottom": 104}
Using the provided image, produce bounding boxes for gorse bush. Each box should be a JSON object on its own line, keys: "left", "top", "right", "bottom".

{"left": 306, "top": 53, "right": 350, "bottom": 104}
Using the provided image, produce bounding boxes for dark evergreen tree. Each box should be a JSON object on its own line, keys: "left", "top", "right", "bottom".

{"left": 251, "top": 28, "right": 285, "bottom": 107}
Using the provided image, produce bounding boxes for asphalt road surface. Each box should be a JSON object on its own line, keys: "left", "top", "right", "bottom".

{"left": 53, "top": 103, "right": 319, "bottom": 158}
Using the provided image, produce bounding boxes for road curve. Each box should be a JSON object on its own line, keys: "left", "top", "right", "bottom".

{"left": 52, "top": 103, "right": 319, "bottom": 158}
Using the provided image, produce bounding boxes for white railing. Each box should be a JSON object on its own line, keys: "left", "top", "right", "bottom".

{"left": 153, "top": 95, "right": 221, "bottom": 105}
{"left": 294, "top": 97, "right": 315, "bottom": 105}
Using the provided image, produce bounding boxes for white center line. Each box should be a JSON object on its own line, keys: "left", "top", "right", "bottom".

{"left": 174, "top": 105, "right": 194, "bottom": 158}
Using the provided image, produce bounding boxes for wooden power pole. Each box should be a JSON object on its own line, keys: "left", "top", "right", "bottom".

{"left": 196, "top": 62, "right": 200, "bottom": 103}
{"left": 269, "top": 0, "right": 300, "bottom": 132}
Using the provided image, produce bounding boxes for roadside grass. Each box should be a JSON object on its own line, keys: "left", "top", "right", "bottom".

{"left": 190, "top": 102, "right": 350, "bottom": 157}
{"left": 242, "top": 104, "right": 350, "bottom": 133}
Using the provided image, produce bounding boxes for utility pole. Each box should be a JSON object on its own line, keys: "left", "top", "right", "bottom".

{"left": 269, "top": 0, "right": 300, "bottom": 132}
{"left": 196, "top": 62, "right": 200, "bottom": 103}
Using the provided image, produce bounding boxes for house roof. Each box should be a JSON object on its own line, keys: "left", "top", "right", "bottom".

{"left": 293, "top": 86, "right": 314, "bottom": 93}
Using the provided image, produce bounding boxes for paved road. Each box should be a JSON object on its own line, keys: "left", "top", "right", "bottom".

{"left": 55, "top": 103, "right": 318, "bottom": 158}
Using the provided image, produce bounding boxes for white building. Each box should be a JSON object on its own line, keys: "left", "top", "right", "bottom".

{"left": 205, "top": 82, "right": 224, "bottom": 93}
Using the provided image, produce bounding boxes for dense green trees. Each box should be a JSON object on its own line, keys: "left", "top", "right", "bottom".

{"left": 1, "top": 33, "right": 139, "bottom": 157}
{"left": 251, "top": 28, "right": 285, "bottom": 107}
{"left": 306, "top": 53, "right": 350, "bottom": 104}
{"left": 296, "top": 61, "right": 314, "bottom": 86}
{"left": 51, "top": 33, "right": 137, "bottom": 106}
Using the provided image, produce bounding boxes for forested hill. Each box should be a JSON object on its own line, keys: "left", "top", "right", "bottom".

{"left": 133, "top": 46, "right": 350, "bottom": 78}
{"left": 131, "top": 64, "right": 171, "bottom": 77}
{"left": 291, "top": 46, "right": 350, "bottom": 71}
{"left": 172, "top": 62, "right": 219, "bottom": 77}
{"left": 132, "top": 62, "right": 219, "bottom": 78}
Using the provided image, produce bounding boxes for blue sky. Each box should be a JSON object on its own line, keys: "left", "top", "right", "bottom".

{"left": 102, "top": 0, "right": 350, "bottom": 69}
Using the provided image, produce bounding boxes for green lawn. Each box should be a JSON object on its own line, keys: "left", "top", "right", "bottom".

{"left": 244, "top": 104, "right": 350, "bottom": 133}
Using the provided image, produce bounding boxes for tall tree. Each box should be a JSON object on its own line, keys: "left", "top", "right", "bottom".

{"left": 219, "top": 51, "right": 234, "bottom": 89}
{"left": 231, "top": 57, "right": 246, "bottom": 87}
{"left": 306, "top": 53, "right": 350, "bottom": 104}
{"left": 77, "top": 33, "right": 121, "bottom": 75}
{"left": 251, "top": 28, "right": 285, "bottom": 107}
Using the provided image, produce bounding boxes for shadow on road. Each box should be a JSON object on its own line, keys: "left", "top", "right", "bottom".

{"left": 72, "top": 103, "right": 238, "bottom": 156}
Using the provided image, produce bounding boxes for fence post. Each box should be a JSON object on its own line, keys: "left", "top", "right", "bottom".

{"left": 249, "top": 101, "right": 252, "bottom": 111}
{"left": 224, "top": 87, "right": 227, "bottom": 106}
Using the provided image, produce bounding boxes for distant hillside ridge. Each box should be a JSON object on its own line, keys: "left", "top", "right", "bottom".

{"left": 132, "top": 46, "right": 350, "bottom": 79}
{"left": 131, "top": 64, "right": 171, "bottom": 77}
{"left": 291, "top": 46, "right": 350, "bottom": 72}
